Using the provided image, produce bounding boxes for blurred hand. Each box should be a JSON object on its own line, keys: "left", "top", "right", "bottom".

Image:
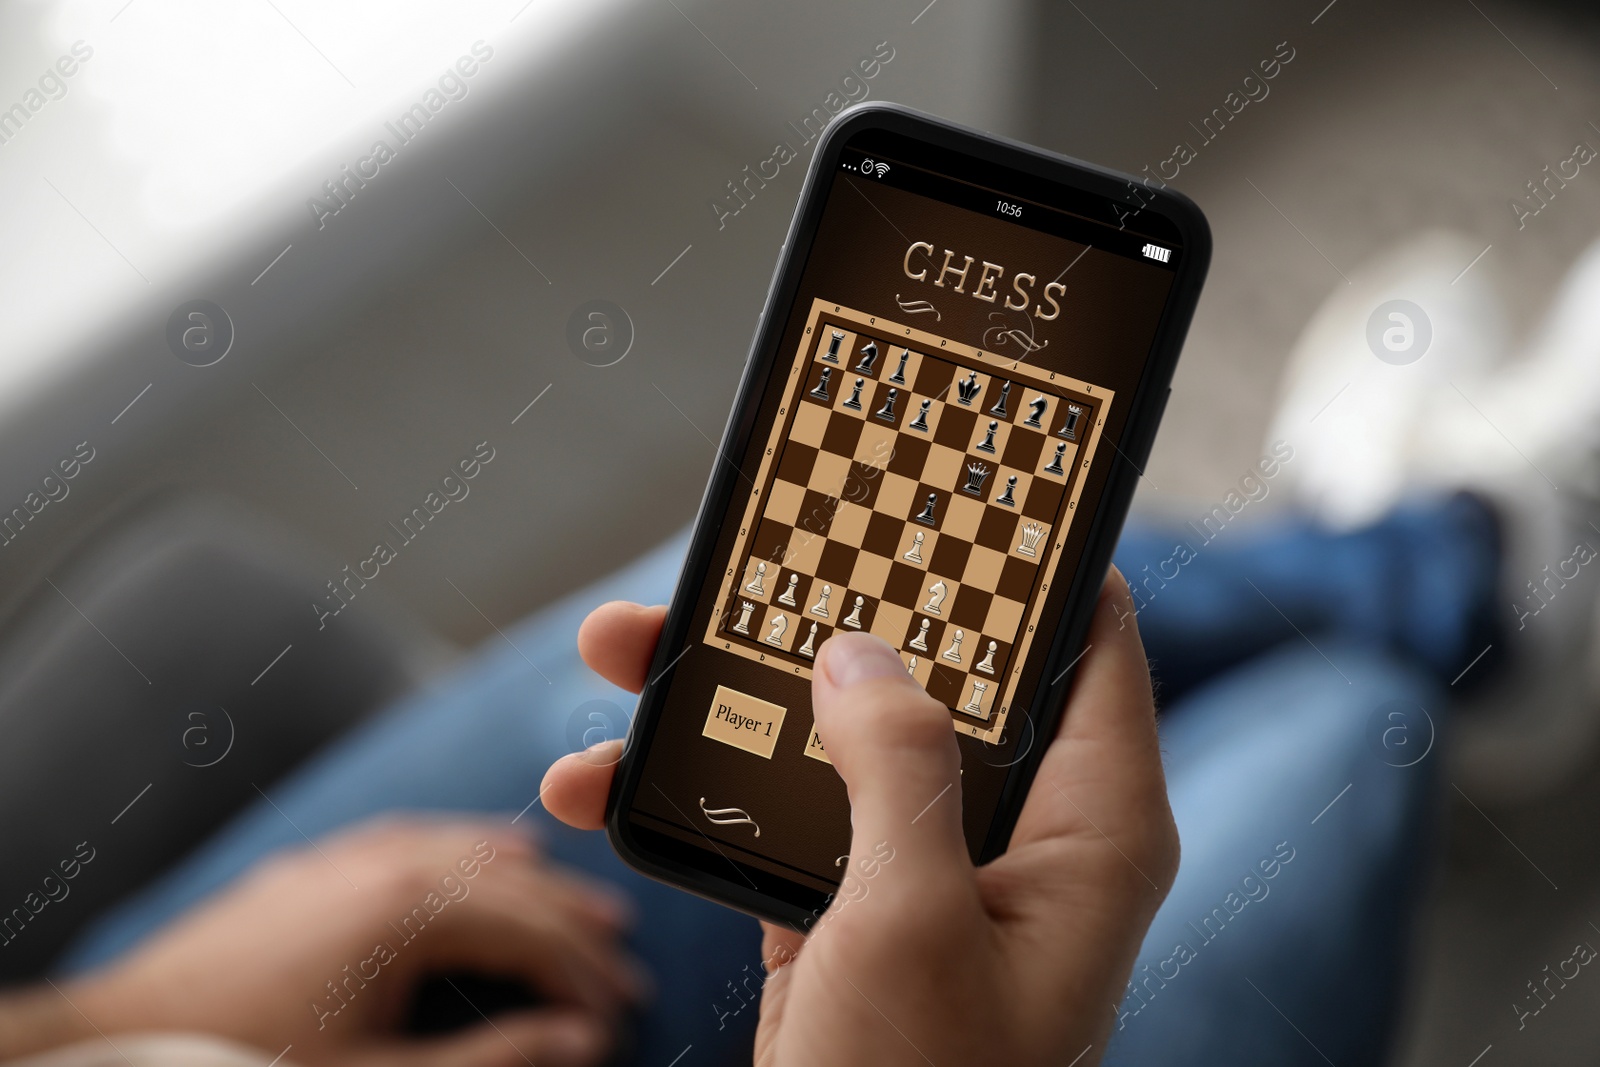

{"left": 71, "top": 817, "right": 646, "bottom": 1067}
{"left": 546, "top": 568, "right": 1178, "bottom": 1067}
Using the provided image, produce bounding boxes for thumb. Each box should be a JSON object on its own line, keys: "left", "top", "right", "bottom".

{"left": 811, "top": 633, "right": 969, "bottom": 888}
{"left": 358, "top": 1008, "right": 611, "bottom": 1067}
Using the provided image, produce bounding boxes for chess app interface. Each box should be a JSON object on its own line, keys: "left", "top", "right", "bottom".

{"left": 615, "top": 117, "right": 1197, "bottom": 909}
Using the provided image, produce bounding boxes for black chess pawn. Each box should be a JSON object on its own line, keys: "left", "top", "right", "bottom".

{"left": 874, "top": 387, "right": 899, "bottom": 422}
{"left": 1044, "top": 440, "right": 1067, "bottom": 475}
{"left": 854, "top": 340, "right": 879, "bottom": 374}
{"left": 988, "top": 381, "right": 1012, "bottom": 418}
{"left": 889, "top": 350, "right": 910, "bottom": 384}
{"left": 995, "top": 475, "right": 1018, "bottom": 507}
{"left": 809, "top": 367, "right": 833, "bottom": 402}
{"left": 914, "top": 492, "right": 939, "bottom": 526}
{"left": 843, "top": 377, "right": 865, "bottom": 410}
{"left": 1024, "top": 395, "right": 1048, "bottom": 428}
{"left": 908, "top": 399, "right": 931, "bottom": 432}
{"left": 975, "top": 420, "right": 999, "bottom": 453}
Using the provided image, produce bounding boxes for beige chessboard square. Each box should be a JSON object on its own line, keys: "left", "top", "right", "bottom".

{"left": 923, "top": 444, "right": 966, "bottom": 494}
{"left": 850, "top": 552, "right": 892, "bottom": 598}
{"left": 903, "top": 650, "right": 933, "bottom": 687}
{"left": 830, "top": 502, "right": 872, "bottom": 548}
{"left": 870, "top": 601, "right": 914, "bottom": 647}
{"left": 963, "top": 545, "right": 1007, "bottom": 589}
{"left": 898, "top": 527, "right": 936, "bottom": 568}
{"left": 765, "top": 479, "right": 805, "bottom": 526}
{"left": 943, "top": 495, "right": 984, "bottom": 541}
{"left": 784, "top": 531, "right": 826, "bottom": 576}
{"left": 1009, "top": 518, "right": 1053, "bottom": 562}
{"left": 968, "top": 416, "right": 1013, "bottom": 460}
{"left": 853, "top": 424, "right": 897, "bottom": 469}
{"left": 875, "top": 471, "right": 919, "bottom": 518}
{"left": 790, "top": 402, "right": 830, "bottom": 447}
{"left": 815, "top": 326, "right": 855, "bottom": 365}
{"left": 904, "top": 397, "right": 945, "bottom": 437}
{"left": 809, "top": 451, "right": 851, "bottom": 497}
{"left": 984, "top": 596, "right": 1025, "bottom": 639}
{"left": 739, "top": 558, "right": 777, "bottom": 604}
{"left": 834, "top": 378, "right": 871, "bottom": 420}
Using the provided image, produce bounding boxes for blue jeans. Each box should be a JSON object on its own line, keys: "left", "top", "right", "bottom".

{"left": 60, "top": 496, "right": 1495, "bottom": 1066}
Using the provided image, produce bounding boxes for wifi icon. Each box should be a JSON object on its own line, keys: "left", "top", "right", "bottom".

{"left": 860, "top": 158, "right": 892, "bottom": 178}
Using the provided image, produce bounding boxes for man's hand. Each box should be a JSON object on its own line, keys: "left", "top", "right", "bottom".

{"left": 68, "top": 818, "right": 646, "bottom": 1067}
{"left": 545, "top": 568, "right": 1178, "bottom": 1067}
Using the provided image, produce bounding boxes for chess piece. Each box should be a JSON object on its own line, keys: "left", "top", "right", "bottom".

{"left": 890, "top": 349, "right": 910, "bottom": 384}
{"left": 797, "top": 622, "right": 817, "bottom": 657}
{"left": 733, "top": 600, "right": 755, "bottom": 634}
{"left": 854, "top": 340, "right": 879, "bottom": 374}
{"left": 963, "top": 680, "right": 988, "bottom": 715}
{"left": 809, "top": 367, "right": 833, "bottom": 401}
{"left": 874, "top": 387, "right": 899, "bottom": 422}
{"left": 1017, "top": 522, "right": 1044, "bottom": 557}
{"left": 995, "top": 475, "right": 1018, "bottom": 507}
{"left": 1025, "top": 395, "right": 1048, "bottom": 428}
{"left": 843, "top": 377, "right": 865, "bottom": 410}
{"left": 809, "top": 583, "right": 832, "bottom": 617}
{"left": 778, "top": 573, "right": 799, "bottom": 607}
{"left": 956, "top": 371, "right": 981, "bottom": 405}
{"left": 903, "top": 530, "right": 925, "bottom": 564}
{"left": 914, "top": 492, "right": 939, "bottom": 526}
{"left": 842, "top": 595, "right": 866, "bottom": 629}
{"left": 909, "top": 618, "right": 931, "bottom": 651}
{"left": 976, "top": 420, "right": 999, "bottom": 453}
{"left": 988, "top": 381, "right": 1011, "bottom": 418}
{"left": 909, "top": 399, "right": 932, "bottom": 432}
{"left": 923, "top": 580, "right": 948, "bottom": 616}
{"left": 1044, "top": 441, "right": 1066, "bottom": 475}
{"left": 765, "top": 613, "right": 788, "bottom": 646}
{"left": 906, "top": 655, "right": 917, "bottom": 675}
{"left": 976, "top": 640, "right": 997, "bottom": 675}
{"left": 962, "top": 461, "right": 990, "bottom": 495}
{"left": 824, "top": 330, "right": 844, "bottom": 363}
{"left": 745, "top": 561, "right": 767, "bottom": 595}
{"left": 941, "top": 628, "right": 964, "bottom": 664}
{"left": 1057, "top": 403, "right": 1082, "bottom": 440}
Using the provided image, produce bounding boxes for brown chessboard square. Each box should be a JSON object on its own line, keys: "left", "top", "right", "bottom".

{"left": 816, "top": 540, "right": 859, "bottom": 585}
{"left": 1023, "top": 476, "right": 1065, "bottom": 520}
{"left": 822, "top": 409, "right": 867, "bottom": 456}
{"left": 886, "top": 432, "right": 931, "bottom": 479}
{"left": 1001, "top": 426, "right": 1046, "bottom": 472}
{"left": 927, "top": 535, "right": 971, "bottom": 581}
{"left": 948, "top": 585, "right": 993, "bottom": 630}
{"left": 974, "top": 505, "right": 1017, "bottom": 554}
{"left": 883, "top": 560, "right": 928, "bottom": 607}
{"left": 794, "top": 489, "right": 837, "bottom": 539}
{"left": 996, "top": 554, "right": 1037, "bottom": 601}
{"left": 912, "top": 357, "right": 956, "bottom": 398}
{"left": 932, "top": 406, "right": 977, "bottom": 451}
{"left": 775, "top": 442, "right": 818, "bottom": 489}
{"left": 840, "top": 461, "right": 885, "bottom": 510}
{"left": 750, "top": 518, "right": 793, "bottom": 565}
{"left": 861, "top": 510, "right": 905, "bottom": 558}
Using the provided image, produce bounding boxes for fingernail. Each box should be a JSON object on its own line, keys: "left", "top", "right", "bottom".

{"left": 822, "top": 633, "right": 909, "bottom": 689}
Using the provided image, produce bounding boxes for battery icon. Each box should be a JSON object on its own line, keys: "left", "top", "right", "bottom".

{"left": 1142, "top": 243, "right": 1172, "bottom": 263}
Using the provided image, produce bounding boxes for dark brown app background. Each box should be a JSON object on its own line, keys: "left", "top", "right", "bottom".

{"left": 625, "top": 160, "right": 1175, "bottom": 894}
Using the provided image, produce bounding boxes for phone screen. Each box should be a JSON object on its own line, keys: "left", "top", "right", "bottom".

{"left": 617, "top": 120, "right": 1192, "bottom": 912}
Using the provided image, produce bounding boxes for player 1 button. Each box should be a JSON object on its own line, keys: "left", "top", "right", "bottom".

{"left": 703, "top": 685, "right": 786, "bottom": 759}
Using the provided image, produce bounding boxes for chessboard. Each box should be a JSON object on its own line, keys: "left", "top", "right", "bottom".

{"left": 705, "top": 299, "right": 1112, "bottom": 744}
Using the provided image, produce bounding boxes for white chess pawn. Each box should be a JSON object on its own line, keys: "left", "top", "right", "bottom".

{"left": 765, "top": 613, "right": 788, "bottom": 646}
{"left": 778, "top": 574, "right": 799, "bottom": 607}
{"left": 903, "top": 531, "right": 925, "bottom": 564}
{"left": 941, "top": 628, "right": 964, "bottom": 664}
{"left": 975, "top": 640, "right": 997, "bottom": 675}
{"left": 809, "top": 583, "right": 832, "bottom": 618}
{"left": 733, "top": 601, "right": 755, "bottom": 635}
{"left": 842, "top": 595, "right": 865, "bottom": 629}
{"left": 797, "top": 622, "right": 818, "bottom": 657}
{"left": 923, "top": 580, "right": 947, "bottom": 616}
{"left": 745, "top": 561, "right": 767, "bottom": 596}
{"left": 964, "top": 680, "right": 988, "bottom": 716}
{"left": 909, "top": 618, "right": 930, "bottom": 651}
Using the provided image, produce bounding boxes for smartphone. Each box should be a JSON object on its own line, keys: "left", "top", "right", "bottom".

{"left": 606, "top": 102, "right": 1209, "bottom": 927}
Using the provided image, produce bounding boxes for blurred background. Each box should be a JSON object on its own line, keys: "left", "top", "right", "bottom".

{"left": 2, "top": 0, "right": 1599, "bottom": 1061}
